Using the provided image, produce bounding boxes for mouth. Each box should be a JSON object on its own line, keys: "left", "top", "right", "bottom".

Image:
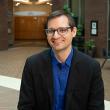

{"left": 52, "top": 40, "right": 63, "bottom": 46}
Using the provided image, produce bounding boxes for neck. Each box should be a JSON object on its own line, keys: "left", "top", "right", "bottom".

{"left": 53, "top": 45, "right": 72, "bottom": 63}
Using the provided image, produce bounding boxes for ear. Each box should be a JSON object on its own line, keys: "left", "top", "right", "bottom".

{"left": 72, "top": 27, "right": 77, "bottom": 38}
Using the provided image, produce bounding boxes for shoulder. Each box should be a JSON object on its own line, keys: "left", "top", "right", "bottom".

{"left": 73, "top": 48, "right": 100, "bottom": 68}
{"left": 73, "top": 49, "right": 101, "bottom": 79}
{"left": 26, "top": 49, "right": 51, "bottom": 65}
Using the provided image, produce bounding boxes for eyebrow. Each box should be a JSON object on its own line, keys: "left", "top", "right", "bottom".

{"left": 47, "top": 26, "right": 70, "bottom": 29}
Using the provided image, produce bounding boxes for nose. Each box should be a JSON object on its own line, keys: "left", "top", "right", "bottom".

{"left": 53, "top": 30, "right": 60, "bottom": 39}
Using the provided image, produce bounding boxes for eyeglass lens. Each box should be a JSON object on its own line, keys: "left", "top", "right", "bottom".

{"left": 45, "top": 27, "right": 71, "bottom": 36}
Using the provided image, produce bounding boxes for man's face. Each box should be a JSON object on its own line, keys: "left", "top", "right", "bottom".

{"left": 46, "top": 15, "right": 77, "bottom": 52}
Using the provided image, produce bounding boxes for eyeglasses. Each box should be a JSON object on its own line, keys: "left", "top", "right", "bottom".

{"left": 45, "top": 26, "right": 71, "bottom": 37}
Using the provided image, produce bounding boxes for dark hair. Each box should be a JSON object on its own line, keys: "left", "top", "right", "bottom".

{"left": 45, "top": 10, "right": 76, "bottom": 29}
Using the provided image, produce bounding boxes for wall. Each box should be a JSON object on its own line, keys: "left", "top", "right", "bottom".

{"left": 13, "top": 3, "right": 51, "bottom": 41}
{"left": 14, "top": 16, "right": 47, "bottom": 40}
{"left": 8, "top": 0, "right": 14, "bottom": 45}
{"left": 14, "top": 4, "right": 51, "bottom": 16}
{"left": 85, "top": 0, "right": 108, "bottom": 57}
{"left": 71, "top": 0, "right": 85, "bottom": 25}
{"left": 71, "top": 0, "right": 79, "bottom": 17}
{"left": 52, "top": 0, "right": 67, "bottom": 11}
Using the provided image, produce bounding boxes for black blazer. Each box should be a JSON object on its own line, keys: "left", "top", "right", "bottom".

{"left": 18, "top": 48, "right": 104, "bottom": 110}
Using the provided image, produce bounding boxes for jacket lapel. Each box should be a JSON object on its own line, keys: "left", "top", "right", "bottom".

{"left": 65, "top": 49, "right": 81, "bottom": 110}
{"left": 42, "top": 50, "right": 54, "bottom": 109}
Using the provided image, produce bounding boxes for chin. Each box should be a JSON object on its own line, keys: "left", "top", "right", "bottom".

{"left": 53, "top": 46, "right": 66, "bottom": 52}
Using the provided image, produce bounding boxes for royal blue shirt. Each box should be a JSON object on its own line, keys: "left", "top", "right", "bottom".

{"left": 51, "top": 48, "right": 73, "bottom": 110}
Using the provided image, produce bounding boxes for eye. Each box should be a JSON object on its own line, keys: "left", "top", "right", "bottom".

{"left": 46, "top": 29, "right": 54, "bottom": 34}
{"left": 59, "top": 28, "right": 67, "bottom": 33}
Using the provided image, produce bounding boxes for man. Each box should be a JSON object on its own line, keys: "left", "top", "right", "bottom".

{"left": 18, "top": 10, "right": 104, "bottom": 110}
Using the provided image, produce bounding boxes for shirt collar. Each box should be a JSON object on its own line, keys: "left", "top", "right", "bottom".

{"left": 51, "top": 48, "right": 73, "bottom": 67}
{"left": 65, "top": 48, "right": 73, "bottom": 67}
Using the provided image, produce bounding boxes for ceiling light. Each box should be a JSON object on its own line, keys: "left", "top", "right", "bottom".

{"left": 49, "top": 3, "right": 52, "bottom": 6}
{"left": 13, "top": 0, "right": 29, "bottom": 2}
{"left": 46, "top": 2, "right": 52, "bottom": 5}
{"left": 46, "top": 2, "right": 49, "bottom": 4}
{"left": 38, "top": 0, "right": 48, "bottom": 2}
{"left": 15, "top": 2, "right": 20, "bottom": 6}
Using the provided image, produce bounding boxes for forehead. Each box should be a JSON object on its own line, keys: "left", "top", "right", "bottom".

{"left": 47, "top": 15, "right": 69, "bottom": 28}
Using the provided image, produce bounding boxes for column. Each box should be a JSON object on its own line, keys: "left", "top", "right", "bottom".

{"left": 0, "top": 0, "right": 8, "bottom": 50}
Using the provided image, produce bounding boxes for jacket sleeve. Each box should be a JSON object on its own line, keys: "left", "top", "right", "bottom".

{"left": 17, "top": 58, "right": 36, "bottom": 110}
{"left": 88, "top": 61, "right": 105, "bottom": 110}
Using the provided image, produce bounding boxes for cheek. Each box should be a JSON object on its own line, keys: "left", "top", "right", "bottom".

{"left": 47, "top": 37, "right": 53, "bottom": 45}
{"left": 66, "top": 33, "right": 74, "bottom": 41}
{"left": 47, "top": 38, "right": 50, "bottom": 43}
{"left": 47, "top": 37, "right": 50, "bottom": 41}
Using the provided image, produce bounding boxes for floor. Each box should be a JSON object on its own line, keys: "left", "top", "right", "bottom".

{"left": 0, "top": 41, "right": 110, "bottom": 110}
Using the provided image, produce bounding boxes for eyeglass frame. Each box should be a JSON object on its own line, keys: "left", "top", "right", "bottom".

{"left": 45, "top": 26, "right": 72, "bottom": 37}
